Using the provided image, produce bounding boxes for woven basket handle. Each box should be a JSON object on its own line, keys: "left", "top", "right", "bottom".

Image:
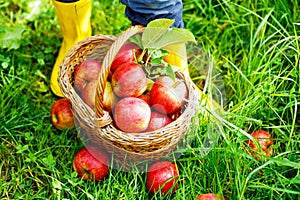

{"left": 94, "top": 25, "right": 145, "bottom": 126}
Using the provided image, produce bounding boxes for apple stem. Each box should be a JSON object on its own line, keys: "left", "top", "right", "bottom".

{"left": 136, "top": 48, "right": 148, "bottom": 64}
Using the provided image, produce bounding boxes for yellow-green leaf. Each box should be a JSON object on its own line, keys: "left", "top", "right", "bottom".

{"left": 142, "top": 18, "right": 174, "bottom": 48}
{"left": 142, "top": 18, "right": 197, "bottom": 49}
{"left": 145, "top": 28, "right": 196, "bottom": 49}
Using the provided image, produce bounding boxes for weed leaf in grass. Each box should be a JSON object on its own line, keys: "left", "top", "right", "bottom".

{"left": 291, "top": 174, "right": 300, "bottom": 184}
{"left": 0, "top": 25, "right": 25, "bottom": 50}
{"left": 272, "top": 158, "right": 300, "bottom": 169}
{"left": 142, "top": 18, "right": 196, "bottom": 49}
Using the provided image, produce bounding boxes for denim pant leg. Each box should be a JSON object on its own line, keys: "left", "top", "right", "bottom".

{"left": 120, "top": 0, "right": 184, "bottom": 28}
{"left": 55, "top": 0, "right": 79, "bottom": 2}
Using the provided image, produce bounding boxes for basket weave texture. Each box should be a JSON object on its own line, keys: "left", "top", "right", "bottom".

{"left": 58, "top": 26, "right": 200, "bottom": 168}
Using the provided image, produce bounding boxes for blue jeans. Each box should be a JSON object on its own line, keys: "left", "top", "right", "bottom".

{"left": 55, "top": 0, "right": 184, "bottom": 28}
{"left": 120, "top": 0, "right": 184, "bottom": 28}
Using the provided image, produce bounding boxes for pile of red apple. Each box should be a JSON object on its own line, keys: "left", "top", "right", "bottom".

{"left": 72, "top": 41, "right": 188, "bottom": 133}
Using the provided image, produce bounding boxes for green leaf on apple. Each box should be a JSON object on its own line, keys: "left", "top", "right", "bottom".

{"left": 151, "top": 65, "right": 165, "bottom": 77}
{"left": 128, "top": 34, "right": 143, "bottom": 49}
{"left": 149, "top": 49, "right": 168, "bottom": 66}
{"left": 142, "top": 18, "right": 197, "bottom": 49}
{"left": 141, "top": 48, "right": 176, "bottom": 81}
{"left": 142, "top": 18, "right": 174, "bottom": 48}
{"left": 150, "top": 57, "right": 162, "bottom": 66}
{"left": 166, "top": 63, "right": 176, "bottom": 81}
{"left": 150, "top": 48, "right": 169, "bottom": 59}
{"left": 140, "top": 18, "right": 196, "bottom": 81}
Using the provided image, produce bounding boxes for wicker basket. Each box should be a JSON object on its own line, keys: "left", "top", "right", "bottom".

{"left": 58, "top": 25, "right": 200, "bottom": 169}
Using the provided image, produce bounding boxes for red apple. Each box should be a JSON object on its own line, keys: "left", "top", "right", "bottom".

{"left": 146, "top": 160, "right": 179, "bottom": 195}
{"left": 50, "top": 98, "right": 75, "bottom": 130}
{"left": 81, "top": 79, "right": 97, "bottom": 108}
{"left": 246, "top": 130, "right": 274, "bottom": 160}
{"left": 137, "top": 79, "right": 155, "bottom": 106}
{"left": 146, "top": 111, "right": 172, "bottom": 132}
{"left": 73, "top": 146, "right": 110, "bottom": 181}
{"left": 138, "top": 91, "right": 151, "bottom": 106}
{"left": 81, "top": 80, "right": 115, "bottom": 111}
{"left": 197, "top": 193, "right": 225, "bottom": 200}
{"left": 150, "top": 76, "right": 187, "bottom": 114}
{"left": 73, "top": 60, "right": 102, "bottom": 93}
{"left": 113, "top": 97, "right": 151, "bottom": 133}
{"left": 111, "top": 62, "right": 147, "bottom": 98}
{"left": 110, "top": 41, "right": 142, "bottom": 73}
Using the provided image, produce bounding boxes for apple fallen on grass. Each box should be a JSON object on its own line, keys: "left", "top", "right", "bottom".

{"left": 111, "top": 62, "right": 148, "bottom": 98}
{"left": 150, "top": 76, "right": 187, "bottom": 114}
{"left": 197, "top": 193, "right": 226, "bottom": 200}
{"left": 110, "top": 41, "right": 142, "bottom": 73}
{"left": 73, "top": 59, "right": 102, "bottom": 93}
{"left": 246, "top": 130, "right": 274, "bottom": 160}
{"left": 50, "top": 98, "right": 75, "bottom": 130}
{"left": 113, "top": 97, "right": 151, "bottom": 133}
{"left": 146, "top": 111, "right": 173, "bottom": 132}
{"left": 146, "top": 160, "right": 179, "bottom": 195}
{"left": 73, "top": 146, "right": 110, "bottom": 181}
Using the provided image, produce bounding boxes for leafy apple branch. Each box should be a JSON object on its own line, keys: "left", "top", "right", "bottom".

{"left": 136, "top": 18, "right": 197, "bottom": 81}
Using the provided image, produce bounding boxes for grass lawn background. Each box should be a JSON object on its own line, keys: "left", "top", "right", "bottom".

{"left": 0, "top": 0, "right": 299, "bottom": 199}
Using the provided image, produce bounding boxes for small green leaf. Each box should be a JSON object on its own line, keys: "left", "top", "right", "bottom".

{"left": 147, "top": 18, "right": 175, "bottom": 28}
{"left": 1, "top": 62, "right": 8, "bottom": 69}
{"left": 150, "top": 49, "right": 169, "bottom": 59}
{"left": 42, "top": 154, "right": 56, "bottom": 167}
{"left": 16, "top": 144, "right": 29, "bottom": 153}
{"left": 52, "top": 179, "right": 62, "bottom": 190}
{"left": 272, "top": 158, "right": 300, "bottom": 169}
{"left": 149, "top": 49, "right": 168, "bottom": 66}
{"left": 145, "top": 28, "right": 196, "bottom": 49}
{"left": 166, "top": 64, "right": 176, "bottom": 81}
{"left": 152, "top": 66, "right": 165, "bottom": 74}
{"left": 142, "top": 18, "right": 196, "bottom": 49}
{"left": 25, "top": 153, "right": 37, "bottom": 162}
{"left": 291, "top": 174, "right": 300, "bottom": 184}
{"left": 25, "top": 132, "right": 34, "bottom": 141}
{"left": 150, "top": 58, "right": 163, "bottom": 66}
{"left": 142, "top": 19, "right": 175, "bottom": 48}
{"left": 0, "top": 25, "right": 25, "bottom": 50}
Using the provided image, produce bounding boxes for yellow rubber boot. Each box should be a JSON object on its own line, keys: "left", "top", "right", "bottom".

{"left": 163, "top": 43, "right": 223, "bottom": 113}
{"left": 50, "top": 0, "right": 92, "bottom": 97}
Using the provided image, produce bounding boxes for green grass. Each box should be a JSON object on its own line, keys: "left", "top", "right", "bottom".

{"left": 1, "top": 0, "right": 299, "bottom": 199}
